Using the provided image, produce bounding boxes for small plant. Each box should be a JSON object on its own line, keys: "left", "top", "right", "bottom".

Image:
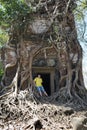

{"left": 0, "top": 62, "right": 4, "bottom": 81}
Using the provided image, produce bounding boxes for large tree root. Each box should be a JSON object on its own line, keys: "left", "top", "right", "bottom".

{"left": 0, "top": 90, "right": 74, "bottom": 130}
{"left": 49, "top": 87, "right": 87, "bottom": 109}
{"left": 0, "top": 89, "right": 87, "bottom": 130}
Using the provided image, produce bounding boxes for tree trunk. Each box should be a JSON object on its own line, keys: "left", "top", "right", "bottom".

{"left": 1, "top": 0, "right": 87, "bottom": 104}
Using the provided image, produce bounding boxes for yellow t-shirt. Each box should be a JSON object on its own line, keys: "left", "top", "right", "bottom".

{"left": 34, "top": 77, "right": 43, "bottom": 87}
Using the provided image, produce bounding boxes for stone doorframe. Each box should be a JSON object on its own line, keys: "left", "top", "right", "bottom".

{"left": 32, "top": 67, "right": 55, "bottom": 95}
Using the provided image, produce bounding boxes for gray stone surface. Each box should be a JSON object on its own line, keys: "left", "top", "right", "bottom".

{"left": 72, "top": 117, "right": 87, "bottom": 130}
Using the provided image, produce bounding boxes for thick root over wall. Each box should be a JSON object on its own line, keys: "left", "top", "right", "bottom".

{"left": 0, "top": 90, "right": 87, "bottom": 130}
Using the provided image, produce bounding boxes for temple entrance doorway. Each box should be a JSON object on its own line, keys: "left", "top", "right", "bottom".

{"left": 32, "top": 67, "right": 55, "bottom": 96}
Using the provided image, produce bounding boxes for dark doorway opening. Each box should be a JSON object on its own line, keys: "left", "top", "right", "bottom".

{"left": 33, "top": 73, "right": 51, "bottom": 96}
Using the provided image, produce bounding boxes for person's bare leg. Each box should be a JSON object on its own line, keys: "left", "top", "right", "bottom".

{"left": 39, "top": 91, "right": 42, "bottom": 96}
{"left": 44, "top": 91, "right": 48, "bottom": 96}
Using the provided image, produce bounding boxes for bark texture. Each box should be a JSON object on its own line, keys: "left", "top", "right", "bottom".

{"left": 0, "top": 0, "right": 87, "bottom": 104}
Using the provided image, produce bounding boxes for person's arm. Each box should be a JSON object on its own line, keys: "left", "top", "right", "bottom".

{"left": 41, "top": 78, "right": 43, "bottom": 85}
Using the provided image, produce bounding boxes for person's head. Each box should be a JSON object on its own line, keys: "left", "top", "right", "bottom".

{"left": 38, "top": 74, "right": 41, "bottom": 78}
